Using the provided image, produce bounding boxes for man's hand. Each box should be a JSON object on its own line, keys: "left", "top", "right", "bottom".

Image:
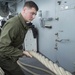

{"left": 23, "top": 51, "right": 32, "bottom": 58}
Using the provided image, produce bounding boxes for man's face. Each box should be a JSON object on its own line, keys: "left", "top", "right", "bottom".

{"left": 23, "top": 7, "right": 37, "bottom": 22}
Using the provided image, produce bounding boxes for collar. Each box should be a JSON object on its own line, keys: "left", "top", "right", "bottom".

{"left": 18, "top": 13, "right": 28, "bottom": 28}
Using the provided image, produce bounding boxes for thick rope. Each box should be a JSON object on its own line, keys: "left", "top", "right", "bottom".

{"left": 0, "top": 51, "right": 72, "bottom": 75}
{"left": 29, "top": 51, "right": 72, "bottom": 75}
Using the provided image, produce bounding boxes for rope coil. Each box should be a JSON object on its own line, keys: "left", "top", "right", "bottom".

{"left": 29, "top": 51, "right": 72, "bottom": 75}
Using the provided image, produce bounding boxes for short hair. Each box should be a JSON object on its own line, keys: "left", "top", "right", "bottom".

{"left": 24, "top": 1, "right": 39, "bottom": 11}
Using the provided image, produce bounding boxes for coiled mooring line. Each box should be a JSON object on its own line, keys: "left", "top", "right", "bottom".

{"left": 18, "top": 51, "right": 72, "bottom": 75}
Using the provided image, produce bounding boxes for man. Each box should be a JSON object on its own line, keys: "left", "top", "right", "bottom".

{"left": 0, "top": 1, "right": 38, "bottom": 75}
